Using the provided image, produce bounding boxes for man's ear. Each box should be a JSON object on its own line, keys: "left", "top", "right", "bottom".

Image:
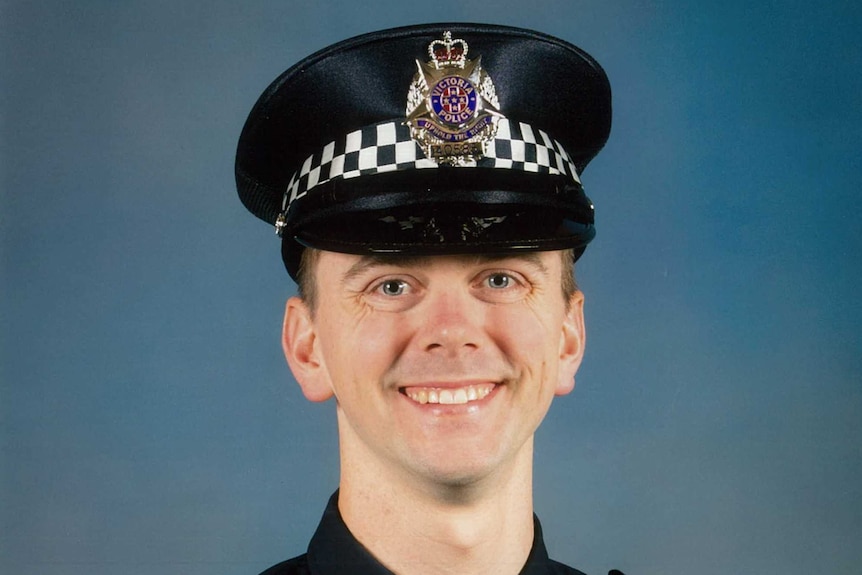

{"left": 282, "top": 296, "right": 334, "bottom": 402}
{"left": 556, "top": 290, "right": 586, "bottom": 396}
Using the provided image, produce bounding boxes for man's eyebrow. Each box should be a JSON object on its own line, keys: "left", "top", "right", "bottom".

{"left": 478, "top": 252, "right": 548, "bottom": 273}
{"left": 342, "top": 254, "right": 429, "bottom": 283}
{"left": 341, "top": 252, "right": 549, "bottom": 283}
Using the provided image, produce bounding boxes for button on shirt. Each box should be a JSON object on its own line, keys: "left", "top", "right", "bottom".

{"left": 259, "top": 492, "right": 589, "bottom": 575}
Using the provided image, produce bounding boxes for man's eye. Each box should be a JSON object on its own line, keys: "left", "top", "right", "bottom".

{"left": 486, "top": 273, "right": 511, "bottom": 289}
{"left": 379, "top": 279, "right": 407, "bottom": 296}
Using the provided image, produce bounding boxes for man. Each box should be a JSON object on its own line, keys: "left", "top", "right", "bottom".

{"left": 236, "top": 23, "right": 618, "bottom": 575}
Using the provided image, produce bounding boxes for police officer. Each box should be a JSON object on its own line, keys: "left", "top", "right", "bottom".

{"left": 236, "top": 23, "right": 619, "bottom": 575}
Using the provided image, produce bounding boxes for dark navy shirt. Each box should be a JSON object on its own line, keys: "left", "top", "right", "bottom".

{"left": 259, "top": 491, "right": 589, "bottom": 575}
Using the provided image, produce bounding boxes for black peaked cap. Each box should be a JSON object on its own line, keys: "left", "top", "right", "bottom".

{"left": 236, "top": 23, "right": 611, "bottom": 279}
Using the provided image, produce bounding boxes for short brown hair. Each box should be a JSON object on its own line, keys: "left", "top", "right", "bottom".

{"left": 296, "top": 247, "right": 322, "bottom": 311}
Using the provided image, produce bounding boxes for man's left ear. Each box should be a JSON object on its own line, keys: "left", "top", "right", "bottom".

{"left": 556, "top": 290, "right": 586, "bottom": 396}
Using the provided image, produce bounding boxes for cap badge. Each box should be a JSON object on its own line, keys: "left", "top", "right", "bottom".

{"left": 405, "top": 31, "right": 503, "bottom": 165}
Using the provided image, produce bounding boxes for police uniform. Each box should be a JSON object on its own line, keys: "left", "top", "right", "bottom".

{"left": 236, "top": 23, "right": 618, "bottom": 575}
{"left": 259, "top": 491, "right": 588, "bottom": 575}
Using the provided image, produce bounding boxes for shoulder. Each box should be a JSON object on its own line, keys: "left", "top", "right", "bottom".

{"left": 548, "top": 558, "right": 590, "bottom": 575}
{"left": 257, "top": 553, "right": 310, "bottom": 575}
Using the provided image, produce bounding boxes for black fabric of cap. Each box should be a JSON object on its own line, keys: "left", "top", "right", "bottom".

{"left": 236, "top": 23, "right": 611, "bottom": 279}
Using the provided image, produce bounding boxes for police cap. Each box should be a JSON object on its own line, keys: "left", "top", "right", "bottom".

{"left": 236, "top": 23, "right": 611, "bottom": 279}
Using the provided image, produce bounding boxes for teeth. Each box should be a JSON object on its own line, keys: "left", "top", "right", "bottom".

{"left": 404, "top": 384, "right": 494, "bottom": 405}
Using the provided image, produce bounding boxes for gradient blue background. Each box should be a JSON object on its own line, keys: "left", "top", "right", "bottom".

{"left": 2, "top": 1, "right": 860, "bottom": 574}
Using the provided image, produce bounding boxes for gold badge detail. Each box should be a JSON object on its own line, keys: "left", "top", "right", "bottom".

{"left": 405, "top": 31, "right": 503, "bottom": 165}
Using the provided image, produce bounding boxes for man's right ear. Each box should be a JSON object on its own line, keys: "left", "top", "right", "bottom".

{"left": 281, "top": 297, "right": 334, "bottom": 402}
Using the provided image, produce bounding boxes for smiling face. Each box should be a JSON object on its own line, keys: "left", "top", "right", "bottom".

{"left": 282, "top": 251, "right": 586, "bottom": 489}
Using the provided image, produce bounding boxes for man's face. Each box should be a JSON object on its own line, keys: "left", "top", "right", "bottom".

{"left": 282, "top": 251, "right": 585, "bottom": 487}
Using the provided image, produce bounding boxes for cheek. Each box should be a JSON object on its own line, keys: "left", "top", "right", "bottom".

{"left": 488, "top": 304, "right": 560, "bottom": 361}
{"left": 319, "top": 308, "right": 411, "bottom": 383}
{"left": 488, "top": 305, "right": 565, "bottom": 412}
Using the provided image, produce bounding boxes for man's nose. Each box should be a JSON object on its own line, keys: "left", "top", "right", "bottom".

{"left": 415, "top": 288, "right": 484, "bottom": 354}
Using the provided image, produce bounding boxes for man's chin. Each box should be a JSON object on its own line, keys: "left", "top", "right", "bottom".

{"left": 404, "top": 454, "right": 507, "bottom": 496}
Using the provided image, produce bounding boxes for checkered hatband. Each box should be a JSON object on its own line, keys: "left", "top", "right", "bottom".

{"left": 281, "top": 119, "right": 581, "bottom": 213}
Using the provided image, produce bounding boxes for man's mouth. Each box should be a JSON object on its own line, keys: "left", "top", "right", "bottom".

{"left": 401, "top": 383, "right": 496, "bottom": 405}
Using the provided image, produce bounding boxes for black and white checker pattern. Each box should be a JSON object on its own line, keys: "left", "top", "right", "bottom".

{"left": 283, "top": 119, "right": 581, "bottom": 211}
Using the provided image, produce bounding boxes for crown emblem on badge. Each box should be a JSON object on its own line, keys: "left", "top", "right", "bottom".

{"left": 428, "top": 31, "right": 468, "bottom": 68}
{"left": 405, "top": 31, "right": 503, "bottom": 165}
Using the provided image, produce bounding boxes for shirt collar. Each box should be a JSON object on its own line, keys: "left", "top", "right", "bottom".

{"left": 307, "top": 490, "right": 558, "bottom": 575}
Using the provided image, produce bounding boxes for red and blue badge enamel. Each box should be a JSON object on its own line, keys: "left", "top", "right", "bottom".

{"left": 430, "top": 76, "right": 478, "bottom": 126}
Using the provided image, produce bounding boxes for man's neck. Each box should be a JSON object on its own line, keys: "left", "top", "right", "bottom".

{"left": 337, "top": 434, "right": 536, "bottom": 575}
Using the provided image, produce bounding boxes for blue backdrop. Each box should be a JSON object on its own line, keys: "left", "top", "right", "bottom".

{"left": 2, "top": 1, "right": 860, "bottom": 574}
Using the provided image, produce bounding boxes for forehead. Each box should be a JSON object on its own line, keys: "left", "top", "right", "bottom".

{"left": 316, "top": 250, "right": 559, "bottom": 280}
